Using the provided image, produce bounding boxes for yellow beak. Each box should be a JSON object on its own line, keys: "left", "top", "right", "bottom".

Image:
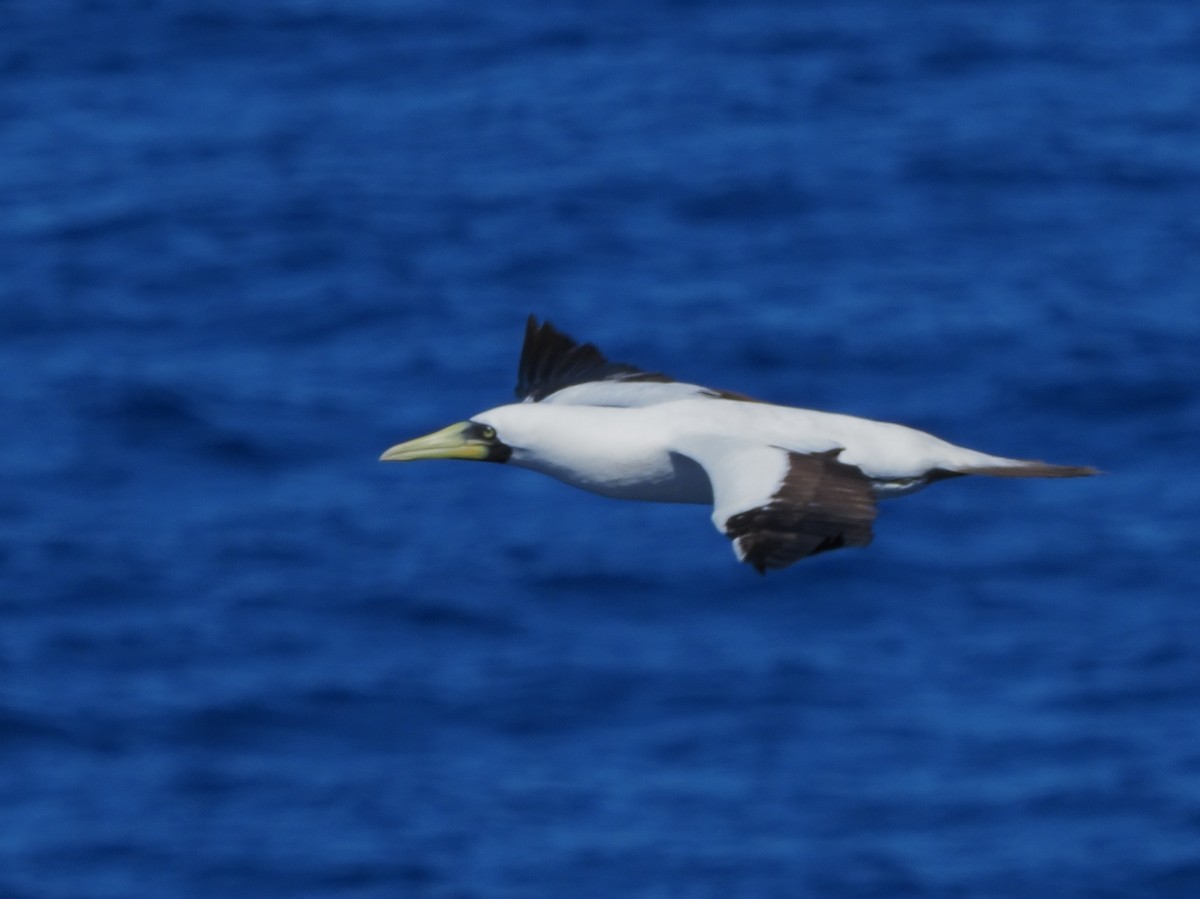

{"left": 379, "top": 421, "right": 491, "bottom": 462}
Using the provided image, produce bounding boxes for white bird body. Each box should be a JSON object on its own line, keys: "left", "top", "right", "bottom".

{"left": 381, "top": 317, "right": 1096, "bottom": 572}
{"left": 475, "top": 399, "right": 1024, "bottom": 502}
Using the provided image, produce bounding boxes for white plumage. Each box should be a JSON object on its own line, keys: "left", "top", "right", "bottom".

{"left": 380, "top": 317, "right": 1096, "bottom": 572}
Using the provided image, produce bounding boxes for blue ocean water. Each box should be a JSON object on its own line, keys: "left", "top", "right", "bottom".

{"left": 3, "top": 1, "right": 1199, "bottom": 896}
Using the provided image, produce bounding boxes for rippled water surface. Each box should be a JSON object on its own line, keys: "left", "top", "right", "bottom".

{"left": 3, "top": 2, "right": 1199, "bottom": 897}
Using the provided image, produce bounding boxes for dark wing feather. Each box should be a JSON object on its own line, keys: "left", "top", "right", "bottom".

{"left": 515, "top": 316, "right": 672, "bottom": 402}
{"left": 724, "top": 450, "right": 877, "bottom": 573}
{"left": 515, "top": 316, "right": 762, "bottom": 404}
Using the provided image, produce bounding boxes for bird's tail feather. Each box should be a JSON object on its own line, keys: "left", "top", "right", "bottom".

{"left": 955, "top": 461, "right": 1099, "bottom": 478}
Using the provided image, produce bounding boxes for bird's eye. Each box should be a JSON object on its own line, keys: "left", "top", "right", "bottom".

{"left": 480, "top": 425, "right": 497, "bottom": 440}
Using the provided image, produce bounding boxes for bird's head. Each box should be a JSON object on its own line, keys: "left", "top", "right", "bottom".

{"left": 379, "top": 416, "right": 513, "bottom": 464}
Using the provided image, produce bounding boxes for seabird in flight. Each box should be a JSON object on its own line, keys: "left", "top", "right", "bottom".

{"left": 380, "top": 317, "right": 1097, "bottom": 572}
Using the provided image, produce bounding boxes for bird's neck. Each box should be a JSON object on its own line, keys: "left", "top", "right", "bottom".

{"left": 503, "top": 405, "right": 710, "bottom": 504}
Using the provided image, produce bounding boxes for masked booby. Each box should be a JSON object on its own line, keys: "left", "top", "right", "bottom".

{"left": 381, "top": 317, "right": 1097, "bottom": 572}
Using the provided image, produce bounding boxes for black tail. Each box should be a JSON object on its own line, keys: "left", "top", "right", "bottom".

{"left": 956, "top": 462, "right": 1100, "bottom": 478}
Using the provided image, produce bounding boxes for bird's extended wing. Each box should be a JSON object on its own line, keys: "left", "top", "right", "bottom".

{"left": 675, "top": 438, "right": 877, "bottom": 572}
{"left": 515, "top": 316, "right": 670, "bottom": 402}
{"left": 516, "top": 316, "right": 756, "bottom": 407}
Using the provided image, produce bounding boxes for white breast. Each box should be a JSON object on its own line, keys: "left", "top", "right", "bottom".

{"left": 482, "top": 403, "right": 714, "bottom": 503}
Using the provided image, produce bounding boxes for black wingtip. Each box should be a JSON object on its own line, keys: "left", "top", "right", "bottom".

{"left": 516, "top": 315, "right": 591, "bottom": 400}
{"left": 515, "top": 315, "right": 669, "bottom": 402}
{"left": 525, "top": 313, "right": 540, "bottom": 339}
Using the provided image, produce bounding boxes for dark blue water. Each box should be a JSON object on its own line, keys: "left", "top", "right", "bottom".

{"left": 3, "top": 2, "right": 1199, "bottom": 896}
